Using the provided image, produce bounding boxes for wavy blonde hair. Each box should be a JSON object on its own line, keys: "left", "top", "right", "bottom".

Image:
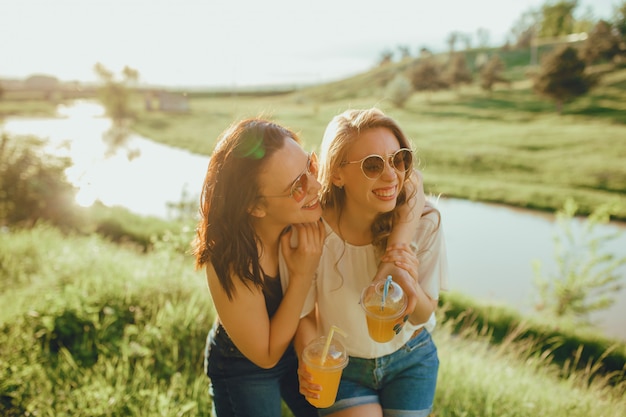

{"left": 319, "top": 107, "right": 417, "bottom": 251}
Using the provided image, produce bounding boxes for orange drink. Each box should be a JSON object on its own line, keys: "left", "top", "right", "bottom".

{"left": 364, "top": 303, "right": 405, "bottom": 342}
{"left": 302, "top": 336, "right": 348, "bottom": 408}
{"left": 361, "top": 276, "right": 407, "bottom": 343}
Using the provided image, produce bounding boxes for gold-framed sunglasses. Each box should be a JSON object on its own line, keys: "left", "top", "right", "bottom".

{"left": 342, "top": 148, "right": 413, "bottom": 180}
{"left": 261, "top": 152, "right": 318, "bottom": 202}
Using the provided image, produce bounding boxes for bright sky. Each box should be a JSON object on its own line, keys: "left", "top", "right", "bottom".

{"left": 0, "top": 0, "right": 618, "bottom": 88}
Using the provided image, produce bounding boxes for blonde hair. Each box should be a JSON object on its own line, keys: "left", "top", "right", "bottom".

{"left": 319, "top": 108, "right": 416, "bottom": 251}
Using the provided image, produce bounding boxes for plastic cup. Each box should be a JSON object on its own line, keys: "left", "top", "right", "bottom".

{"left": 302, "top": 335, "right": 349, "bottom": 408}
{"left": 360, "top": 277, "right": 407, "bottom": 343}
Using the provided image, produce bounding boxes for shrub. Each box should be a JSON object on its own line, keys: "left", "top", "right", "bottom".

{"left": 0, "top": 133, "right": 79, "bottom": 229}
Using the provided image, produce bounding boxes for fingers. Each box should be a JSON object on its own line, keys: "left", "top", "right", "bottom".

{"left": 382, "top": 251, "right": 419, "bottom": 283}
{"left": 382, "top": 243, "right": 414, "bottom": 259}
{"left": 298, "top": 365, "right": 321, "bottom": 399}
{"left": 393, "top": 314, "right": 410, "bottom": 335}
{"left": 290, "top": 220, "right": 325, "bottom": 251}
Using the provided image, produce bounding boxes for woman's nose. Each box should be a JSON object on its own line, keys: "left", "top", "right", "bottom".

{"left": 381, "top": 158, "right": 398, "bottom": 180}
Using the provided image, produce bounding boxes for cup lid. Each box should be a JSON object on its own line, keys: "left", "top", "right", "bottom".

{"left": 361, "top": 276, "right": 407, "bottom": 313}
{"left": 303, "top": 336, "right": 348, "bottom": 368}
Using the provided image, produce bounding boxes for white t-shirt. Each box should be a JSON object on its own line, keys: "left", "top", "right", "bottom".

{"left": 280, "top": 205, "right": 449, "bottom": 359}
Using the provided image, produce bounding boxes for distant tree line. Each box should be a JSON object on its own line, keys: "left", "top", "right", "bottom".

{"left": 381, "top": 0, "right": 626, "bottom": 112}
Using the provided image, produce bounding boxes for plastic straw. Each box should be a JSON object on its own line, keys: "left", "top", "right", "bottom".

{"left": 382, "top": 275, "right": 393, "bottom": 311}
{"left": 321, "top": 325, "right": 347, "bottom": 365}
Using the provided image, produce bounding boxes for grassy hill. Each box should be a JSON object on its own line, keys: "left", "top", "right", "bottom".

{"left": 130, "top": 47, "right": 626, "bottom": 220}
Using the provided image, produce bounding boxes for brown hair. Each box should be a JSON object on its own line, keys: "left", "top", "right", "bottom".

{"left": 193, "top": 119, "right": 300, "bottom": 299}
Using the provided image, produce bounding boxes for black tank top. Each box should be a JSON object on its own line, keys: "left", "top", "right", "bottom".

{"left": 212, "top": 273, "right": 283, "bottom": 357}
{"left": 262, "top": 273, "right": 283, "bottom": 318}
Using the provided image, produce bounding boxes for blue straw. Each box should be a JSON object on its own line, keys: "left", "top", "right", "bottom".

{"left": 382, "top": 275, "right": 392, "bottom": 311}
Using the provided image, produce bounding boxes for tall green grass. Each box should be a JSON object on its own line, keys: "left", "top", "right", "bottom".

{"left": 434, "top": 321, "right": 625, "bottom": 417}
{"left": 0, "top": 224, "right": 214, "bottom": 416}
{"left": 1, "top": 225, "right": 624, "bottom": 416}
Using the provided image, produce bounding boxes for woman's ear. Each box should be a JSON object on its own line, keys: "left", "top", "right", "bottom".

{"left": 248, "top": 201, "right": 267, "bottom": 218}
{"left": 332, "top": 171, "right": 344, "bottom": 189}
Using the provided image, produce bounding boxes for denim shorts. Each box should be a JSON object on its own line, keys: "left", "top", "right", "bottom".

{"left": 319, "top": 329, "right": 439, "bottom": 417}
{"left": 205, "top": 326, "right": 317, "bottom": 417}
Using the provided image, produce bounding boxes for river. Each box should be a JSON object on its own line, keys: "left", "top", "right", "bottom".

{"left": 2, "top": 100, "right": 625, "bottom": 341}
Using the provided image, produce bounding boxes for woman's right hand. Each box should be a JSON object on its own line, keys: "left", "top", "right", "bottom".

{"left": 298, "top": 359, "right": 321, "bottom": 401}
{"left": 280, "top": 219, "right": 325, "bottom": 284}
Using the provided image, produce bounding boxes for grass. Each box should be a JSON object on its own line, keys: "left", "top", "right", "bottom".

{"left": 128, "top": 66, "right": 626, "bottom": 221}
{"left": 1, "top": 224, "right": 624, "bottom": 416}
{"left": 434, "top": 323, "right": 625, "bottom": 417}
{"left": 0, "top": 224, "right": 214, "bottom": 416}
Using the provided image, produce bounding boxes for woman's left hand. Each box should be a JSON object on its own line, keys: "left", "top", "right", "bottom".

{"left": 381, "top": 243, "right": 419, "bottom": 281}
{"left": 375, "top": 244, "right": 419, "bottom": 334}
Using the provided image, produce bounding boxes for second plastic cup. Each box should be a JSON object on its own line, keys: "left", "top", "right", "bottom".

{"left": 302, "top": 336, "right": 349, "bottom": 408}
{"left": 361, "top": 277, "right": 407, "bottom": 343}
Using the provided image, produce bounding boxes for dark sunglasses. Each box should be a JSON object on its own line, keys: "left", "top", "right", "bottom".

{"left": 262, "top": 152, "right": 319, "bottom": 202}
{"left": 342, "top": 148, "right": 413, "bottom": 180}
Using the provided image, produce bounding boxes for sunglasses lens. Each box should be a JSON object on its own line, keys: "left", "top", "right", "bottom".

{"left": 291, "top": 173, "right": 307, "bottom": 202}
{"left": 361, "top": 156, "right": 385, "bottom": 179}
{"left": 393, "top": 149, "right": 412, "bottom": 173}
{"left": 291, "top": 153, "right": 318, "bottom": 202}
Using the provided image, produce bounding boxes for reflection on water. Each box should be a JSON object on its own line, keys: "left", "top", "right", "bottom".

{"left": 2, "top": 100, "right": 625, "bottom": 341}
{"left": 2, "top": 101, "right": 208, "bottom": 218}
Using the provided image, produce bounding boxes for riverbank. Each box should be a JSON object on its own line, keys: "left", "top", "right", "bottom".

{"left": 129, "top": 83, "right": 626, "bottom": 221}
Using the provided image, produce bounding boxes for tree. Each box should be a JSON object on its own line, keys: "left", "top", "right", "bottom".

{"left": 385, "top": 74, "right": 413, "bottom": 108}
{"left": 377, "top": 50, "right": 394, "bottom": 66}
{"left": 533, "top": 45, "right": 596, "bottom": 113}
{"left": 444, "top": 53, "right": 473, "bottom": 90}
{"left": 93, "top": 63, "right": 138, "bottom": 121}
{"left": 446, "top": 31, "right": 461, "bottom": 54}
{"left": 397, "top": 45, "right": 411, "bottom": 61}
{"left": 614, "top": 1, "right": 626, "bottom": 37}
{"left": 93, "top": 63, "right": 140, "bottom": 156}
{"left": 479, "top": 55, "right": 509, "bottom": 92}
{"left": 539, "top": 0, "right": 579, "bottom": 38}
{"left": 580, "top": 20, "right": 622, "bottom": 64}
{"left": 408, "top": 58, "right": 447, "bottom": 101}
{"left": 614, "top": 1, "right": 626, "bottom": 57}
{"left": 532, "top": 199, "right": 626, "bottom": 324}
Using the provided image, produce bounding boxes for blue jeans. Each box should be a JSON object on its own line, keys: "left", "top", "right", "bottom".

{"left": 205, "top": 326, "right": 317, "bottom": 417}
{"left": 319, "top": 329, "right": 439, "bottom": 417}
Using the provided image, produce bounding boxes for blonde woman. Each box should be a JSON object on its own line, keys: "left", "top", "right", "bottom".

{"left": 297, "top": 108, "right": 449, "bottom": 417}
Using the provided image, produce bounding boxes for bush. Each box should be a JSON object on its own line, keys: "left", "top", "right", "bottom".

{"left": 385, "top": 74, "right": 413, "bottom": 108}
{"left": 0, "top": 133, "right": 79, "bottom": 229}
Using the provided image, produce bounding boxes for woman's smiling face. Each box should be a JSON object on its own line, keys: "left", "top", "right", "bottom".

{"left": 338, "top": 127, "right": 405, "bottom": 217}
{"left": 255, "top": 137, "right": 322, "bottom": 226}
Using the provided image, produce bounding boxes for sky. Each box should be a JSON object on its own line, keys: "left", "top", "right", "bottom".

{"left": 0, "top": 0, "right": 619, "bottom": 88}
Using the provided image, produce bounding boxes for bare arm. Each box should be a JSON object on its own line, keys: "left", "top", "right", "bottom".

{"left": 373, "top": 169, "right": 426, "bottom": 318}
{"left": 381, "top": 243, "right": 438, "bottom": 324}
{"left": 208, "top": 221, "right": 325, "bottom": 369}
